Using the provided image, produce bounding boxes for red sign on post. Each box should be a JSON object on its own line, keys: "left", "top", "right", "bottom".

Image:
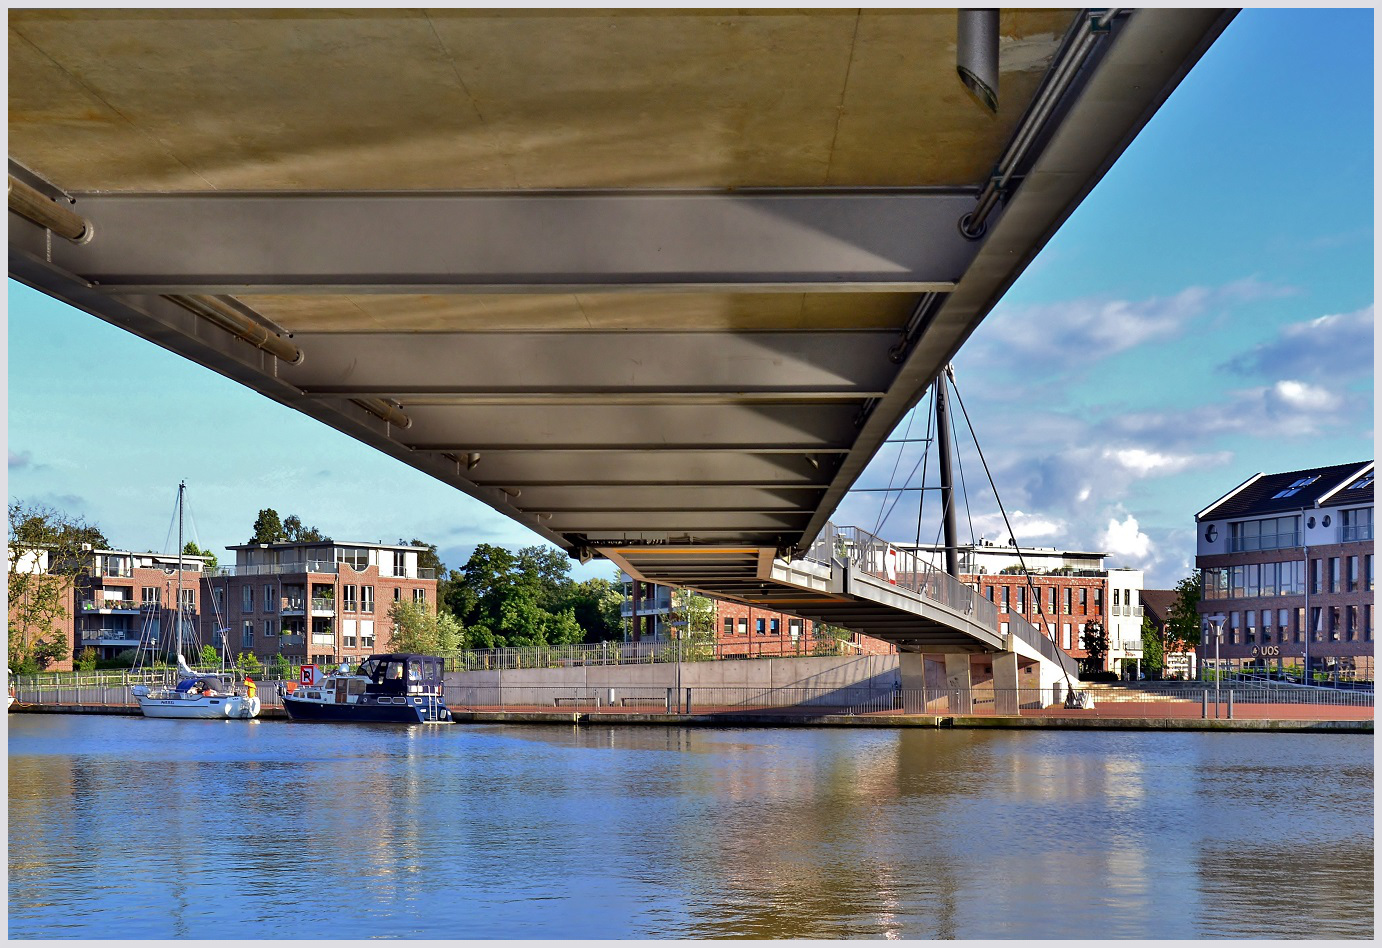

{"left": 301, "top": 664, "right": 317, "bottom": 686}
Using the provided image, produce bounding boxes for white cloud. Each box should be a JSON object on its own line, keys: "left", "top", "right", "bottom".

{"left": 1267, "top": 379, "right": 1340, "bottom": 412}
{"left": 1100, "top": 514, "right": 1153, "bottom": 563}
{"left": 969, "top": 510, "right": 1067, "bottom": 545}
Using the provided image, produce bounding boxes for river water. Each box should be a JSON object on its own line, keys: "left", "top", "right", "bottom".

{"left": 7, "top": 715, "right": 1373, "bottom": 939}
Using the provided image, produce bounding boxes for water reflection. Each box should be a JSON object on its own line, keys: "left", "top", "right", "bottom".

{"left": 8, "top": 717, "right": 1373, "bottom": 939}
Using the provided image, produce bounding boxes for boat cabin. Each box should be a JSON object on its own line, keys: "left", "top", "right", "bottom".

{"left": 352, "top": 653, "right": 445, "bottom": 697}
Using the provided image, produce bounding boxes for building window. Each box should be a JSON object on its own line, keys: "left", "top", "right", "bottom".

{"left": 1295, "top": 607, "right": 1305, "bottom": 643}
{"left": 984, "top": 585, "right": 994, "bottom": 601}
{"left": 263, "top": 619, "right": 275, "bottom": 638}
{"left": 1347, "top": 605, "right": 1359, "bottom": 641}
{"left": 413, "top": 588, "right": 426, "bottom": 604}
{"left": 1094, "top": 588, "right": 1103, "bottom": 612}
{"left": 1001, "top": 586, "right": 1010, "bottom": 612}
{"left": 342, "top": 584, "right": 358, "bottom": 612}
{"left": 769, "top": 618, "right": 780, "bottom": 635}
{"left": 242, "top": 586, "right": 253, "bottom": 613}
{"left": 737, "top": 618, "right": 748, "bottom": 635}
{"left": 360, "top": 620, "right": 375, "bottom": 649}
{"left": 1329, "top": 558, "right": 1342, "bottom": 594}
{"left": 242, "top": 620, "right": 254, "bottom": 649}
{"left": 394, "top": 587, "right": 402, "bottom": 602}
{"left": 1270, "top": 476, "right": 1319, "bottom": 500}
{"left": 723, "top": 617, "right": 734, "bottom": 636}
{"left": 1014, "top": 586, "right": 1025, "bottom": 614}
{"left": 1310, "top": 558, "right": 1322, "bottom": 595}
{"left": 1341, "top": 507, "right": 1373, "bottom": 542}
{"left": 1365, "top": 605, "right": 1374, "bottom": 641}
{"left": 1062, "top": 624, "right": 1072, "bottom": 650}
{"left": 1368, "top": 554, "right": 1376, "bottom": 592}
{"left": 789, "top": 620, "right": 801, "bottom": 639}
{"left": 212, "top": 587, "right": 224, "bottom": 611}
{"left": 1347, "top": 556, "right": 1359, "bottom": 592}
{"left": 1310, "top": 607, "right": 1322, "bottom": 641}
{"left": 1079, "top": 588, "right": 1088, "bottom": 612}
{"left": 1063, "top": 588, "right": 1072, "bottom": 614}
{"left": 1230, "top": 515, "right": 1301, "bottom": 552}
{"left": 179, "top": 588, "right": 195, "bottom": 610}
{"left": 1244, "top": 611, "right": 1256, "bottom": 644}
{"left": 361, "top": 586, "right": 374, "bottom": 614}
{"left": 755, "top": 618, "right": 766, "bottom": 635}
{"left": 142, "top": 586, "right": 160, "bottom": 606}
{"left": 262, "top": 584, "right": 273, "bottom": 612}
{"left": 1048, "top": 587, "right": 1057, "bottom": 613}
{"left": 334, "top": 547, "right": 368, "bottom": 571}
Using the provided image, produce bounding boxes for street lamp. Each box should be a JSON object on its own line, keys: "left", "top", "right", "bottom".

{"left": 1206, "top": 613, "right": 1226, "bottom": 707}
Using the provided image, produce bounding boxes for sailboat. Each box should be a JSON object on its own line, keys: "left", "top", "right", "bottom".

{"left": 130, "top": 482, "right": 261, "bottom": 720}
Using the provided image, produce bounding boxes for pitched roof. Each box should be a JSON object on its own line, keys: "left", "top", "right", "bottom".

{"left": 1197, "top": 460, "right": 1372, "bottom": 521}
{"left": 1140, "top": 588, "right": 1177, "bottom": 627}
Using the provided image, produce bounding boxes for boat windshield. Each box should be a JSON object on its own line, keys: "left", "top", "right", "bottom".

{"left": 356, "top": 659, "right": 380, "bottom": 680}
{"left": 383, "top": 661, "right": 405, "bottom": 681}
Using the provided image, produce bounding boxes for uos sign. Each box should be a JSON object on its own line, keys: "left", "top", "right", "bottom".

{"left": 1251, "top": 646, "right": 1281, "bottom": 657}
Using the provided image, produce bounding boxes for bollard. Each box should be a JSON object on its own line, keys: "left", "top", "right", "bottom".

{"left": 1228, "top": 690, "right": 1234, "bottom": 720}
{"left": 666, "top": 687, "right": 674, "bottom": 713}
{"left": 1202, "top": 690, "right": 1208, "bottom": 720}
{"left": 685, "top": 688, "right": 692, "bottom": 715}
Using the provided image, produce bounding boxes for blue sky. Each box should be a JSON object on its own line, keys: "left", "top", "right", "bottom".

{"left": 6, "top": 9, "right": 1374, "bottom": 590}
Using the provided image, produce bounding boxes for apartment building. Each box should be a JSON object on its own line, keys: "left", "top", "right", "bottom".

{"left": 900, "top": 541, "right": 1146, "bottom": 675}
{"left": 74, "top": 548, "right": 211, "bottom": 663}
{"left": 1195, "top": 460, "right": 1374, "bottom": 680}
{"left": 621, "top": 574, "right": 896, "bottom": 658}
{"left": 209, "top": 541, "right": 438, "bottom": 666}
{"left": 1139, "top": 588, "right": 1197, "bottom": 680}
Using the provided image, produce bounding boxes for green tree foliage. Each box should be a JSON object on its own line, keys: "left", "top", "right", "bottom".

{"left": 444, "top": 543, "right": 617, "bottom": 648}
{"left": 74, "top": 646, "right": 98, "bottom": 672}
{"left": 249, "top": 508, "right": 286, "bottom": 543}
{"left": 200, "top": 643, "right": 220, "bottom": 667}
{"left": 1080, "top": 621, "right": 1109, "bottom": 673}
{"left": 269, "top": 653, "right": 293, "bottom": 681}
{"left": 812, "top": 623, "right": 854, "bottom": 656}
{"left": 401, "top": 538, "right": 449, "bottom": 602}
{"left": 8, "top": 502, "right": 107, "bottom": 673}
{"left": 250, "top": 508, "right": 328, "bottom": 544}
{"left": 670, "top": 588, "right": 717, "bottom": 660}
{"left": 183, "top": 541, "right": 218, "bottom": 570}
{"left": 236, "top": 651, "right": 264, "bottom": 677}
{"left": 387, "top": 599, "right": 464, "bottom": 654}
{"left": 1167, "top": 571, "right": 1203, "bottom": 651}
{"left": 283, "top": 515, "right": 327, "bottom": 542}
{"left": 1140, "top": 614, "right": 1165, "bottom": 677}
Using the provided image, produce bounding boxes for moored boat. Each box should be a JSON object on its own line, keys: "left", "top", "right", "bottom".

{"left": 132, "top": 656, "right": 261, "bottom": 720}
{"left": 279, "top": 653, "right": 452, "bottom": 723}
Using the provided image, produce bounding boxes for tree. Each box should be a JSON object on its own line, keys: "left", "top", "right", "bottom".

{"left": 269, "top": 653, "right": 293, "bottom": 681}
{"left": 200, "top": 643, "right": 220, "bottom": 667}
{"left": 249, "top": 508, "right": 286, "bottom": 544}
{"left": 8, "top": 502, "right": 105, "bottom": 673}
{"left": 236, "top": 651, "right": 264, "bottom": 677}
{"left": 1140, "top": 614, "right": 1165, "bottom": 678}
{"left": 283, "top": 515, "right": 328, "bottom": 542}
{"left": 182, "top": 540, "right": 218, "bottom": 570}
{"left": 556, "top": 575, "right": 625, "bottom": 642}
{"left": 1080, "top": 621, "right": 1109, "bottom": 674}
{"left": 1167, "top": 571, "right": 1203, "bottom": 652}
{"left": 74, "top": 647, "right": 98, "bottom": 672}
{"left": 387, "top": 599, "right": 464, "bottom": 654}
{"left": 670, "top": 588, "right": 717, "bottom": 660}
{"left": 813, "top": 623, "right": 853, "bottom": 656}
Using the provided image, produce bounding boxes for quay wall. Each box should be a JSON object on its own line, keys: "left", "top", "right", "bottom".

{"left": 441, "top": 654, "right": 902, "bottom": 707}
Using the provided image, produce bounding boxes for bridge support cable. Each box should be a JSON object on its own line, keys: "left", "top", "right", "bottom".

{"left": 870, "top": 385, "right": 936, "bottom": 538}
{"left": 948, "top": 375, "right": 1077, "bottom": 694}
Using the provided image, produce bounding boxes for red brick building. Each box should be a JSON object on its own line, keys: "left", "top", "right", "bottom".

{"left": 210, "top": 540, "right": 438, "bottom": 666}
{"left": 622, "top": 575, "right": 896, "bottom": 658}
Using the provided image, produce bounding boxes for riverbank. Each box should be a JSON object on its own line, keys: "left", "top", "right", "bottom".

{"left": 10, "top": 702, "right": 1370, "bottom": 732}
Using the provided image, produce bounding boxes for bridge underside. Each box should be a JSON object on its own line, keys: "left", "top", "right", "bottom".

{"left": 10, "top": 10, "right": 1231, "bottom": 656}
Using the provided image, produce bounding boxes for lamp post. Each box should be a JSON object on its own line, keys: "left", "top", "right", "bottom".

{"left": 1206, "top": 614, "right": 1226, "bottom": 710}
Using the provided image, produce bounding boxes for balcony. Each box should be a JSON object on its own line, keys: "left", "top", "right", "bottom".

{"left": 1342, "top": 524, "right": 1373, "bottom": 542}
{"left": 80, "top": 599, "right": 143, "bottom": 614}
{"left": 281, "top": 598, "right": 306, "bottom": 615}
{"left": 621, "top": 596, "right": 672, "bottom": 617}
{"left": 80, "top": 629, "right": 142, "bottom": 646}
{"left": 1119, "top": 639, "right": 1143, "bottom": 654}
{"left": 280, "top": 634, "right": 305, "bottom": 646}
{"left": 310, "top": 597, "right": 336, "bottom": 614}
{"left": 209, "top": 560, "right": 339, "bottom": 578}
{"left": 1229, "top": 531, "right": 1299, "bottom": 553}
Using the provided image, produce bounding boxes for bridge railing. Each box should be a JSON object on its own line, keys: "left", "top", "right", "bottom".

{"left": 804, "top": 523, "right": 1076, "bottom": 674}
{"left": 806, "top": 524, "right": 996, "bottom": 628}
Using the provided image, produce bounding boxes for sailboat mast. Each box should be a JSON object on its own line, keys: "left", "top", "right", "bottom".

{"left": 177, "top": 481, "right": 185, "bottom": 661}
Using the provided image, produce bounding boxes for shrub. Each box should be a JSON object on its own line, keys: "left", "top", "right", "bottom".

{"left": 74, "top": 646, "right": 98, "bottom": 672}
